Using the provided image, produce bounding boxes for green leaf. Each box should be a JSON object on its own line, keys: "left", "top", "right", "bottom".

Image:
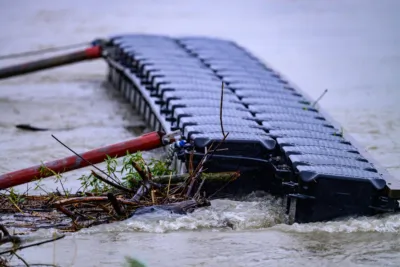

{"left": 125, "top": 257, "right": 147, "bottom": 267}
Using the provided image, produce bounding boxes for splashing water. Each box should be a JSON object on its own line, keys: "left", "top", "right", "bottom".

{"left": 75, "top": 193, "right": 283, "bottom": 234}
{"left": 2, "top": 0, "right": 400, "bottom": 266}
{"left": 66, "top": 193, "right": 400, "bottom": 235}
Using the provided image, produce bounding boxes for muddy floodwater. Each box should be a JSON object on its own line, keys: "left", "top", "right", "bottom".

{"left": 1, "top": 0, "right": 400, "bottom": 266}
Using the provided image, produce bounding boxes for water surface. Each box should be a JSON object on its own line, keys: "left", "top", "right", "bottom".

{"left": 0, "top": 1, "right": 399, "bottom": 266}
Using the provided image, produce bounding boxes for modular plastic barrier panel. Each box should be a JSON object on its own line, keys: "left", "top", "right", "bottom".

{"left": 106, "top": 33, "right": 400, "bottom": 223}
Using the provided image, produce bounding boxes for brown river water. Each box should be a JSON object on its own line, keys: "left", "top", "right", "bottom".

{"left": 1, "top": 0, "right": 400, "bottom": 266}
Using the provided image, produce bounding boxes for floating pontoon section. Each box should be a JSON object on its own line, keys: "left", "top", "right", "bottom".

{"left": 106, "top": 34, "right": 400, "bottom": 223}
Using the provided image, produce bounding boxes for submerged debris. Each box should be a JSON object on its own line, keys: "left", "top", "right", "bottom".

{"left": 0, "top": 81, "right": 236, "bottom": 267}
{"left": 0, "top": 81, "right": 236, "bottom": 236}
{"left": 0, "top": 146, "right": 237, "bottom": 266}
{"left": 0, "top": 150, "right": 239, "bottom": 233}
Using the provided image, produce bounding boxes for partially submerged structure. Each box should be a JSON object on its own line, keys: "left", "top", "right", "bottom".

{"left": 105, "top": 34, "right": 400, "bottom": 223}
{"left": 0, "top": 33, "right": 399, "bottom": 225}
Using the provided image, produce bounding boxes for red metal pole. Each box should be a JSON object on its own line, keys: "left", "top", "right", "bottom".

{"left": 0, "top": 131, "right": 173, "bottom": 189}
{"left": 0, "top": 46, "right": 103, "bottom": 80}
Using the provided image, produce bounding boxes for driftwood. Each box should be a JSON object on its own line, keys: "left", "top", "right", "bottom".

{"left": 131, "top": 182, "right": 151, "bottom": 203}
{"left": 107, "top": 193, "right": 125, "bottom": 216}
{"left": 51, "top": 196, "right": 137, "bottom": 207}
{"left": 131, "top": 161, "right": 152, "bottom": 203}
{"left": 0, "top": 146, "right": 238, "bottom": 234}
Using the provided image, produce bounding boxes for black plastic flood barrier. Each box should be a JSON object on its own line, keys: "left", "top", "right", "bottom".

{"left": 106, "top": 33, "right": 400, "bottom": 223}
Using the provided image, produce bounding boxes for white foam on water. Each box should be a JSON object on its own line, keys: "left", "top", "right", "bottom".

{"left": 274, "top": 213, "right": 400, "bottom": 234}
{"left": 75, "top": 193, "right": 284, "bottom": 234}
{"left": 73, "top": 193, "right": 400, "bottom": 235}
{"left": 2, "top": 0, "right": 400, "bottom": 265}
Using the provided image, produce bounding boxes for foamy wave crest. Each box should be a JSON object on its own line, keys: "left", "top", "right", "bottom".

{"left": 273, "top": 213, "right": 400, "bottom": 233}
{"left": 74, "top": 192, "right": 400, "bottom": 235}
{"left": 79, "top": 193, "right": 284, "bottom": 234}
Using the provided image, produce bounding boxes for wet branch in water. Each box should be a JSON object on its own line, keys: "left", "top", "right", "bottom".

{"left": 0, "top": 149, "right": 238, "bottom": 233}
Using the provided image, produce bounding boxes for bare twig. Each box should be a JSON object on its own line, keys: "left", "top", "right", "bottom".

{"left": 131, "top": 162, "right": 149, "bottom": 182}
{"left": 91, "top": 171, "right": 132, "bottom": 193}
{"left": 193, "top": 176, "right": 207, "bottom": 200}
{"left": 52, "top": 196, "right": 136, "bottom": 206}
{"left": 189, "top": 141, "right": 215, "bottom": 180}
{"left": 145, "top": 164, "right": 153, "bottom": 180}
{"left": 186, "top": 138, "right": 229, "bottom": 198}
{"left": 56, "top": 177, "right": 69, "bottom": 198}
{"left": 311, "top": 88, "right": 328, "bottom": 108}
{"left": 186, "top": 157, "right": 207, "bottom": 197}
{"left": 51, "top": 134, "right": 122, "bottom": 185}
{"left": 166, "top": 173, "right": 172, "bottom": 198}
{"left": 0, "top": 235, "right": 66, "bottom": 255}
{"left": 13, "top": 252, "right": 30, "bottom": 267}
{"left": 151, "top": 190, "right": 156, "bottom": 204}
{"left": 9, "top": 198, "right": 24, "bottom": 213}
{"left": 220, "top": 82, "right": 227, "bottom": 138}
{"left": 186, "top": 82, "right": 231, "bottom": 197}
{"left": 189, "top": 150, "right": 194, "bottom": 175}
